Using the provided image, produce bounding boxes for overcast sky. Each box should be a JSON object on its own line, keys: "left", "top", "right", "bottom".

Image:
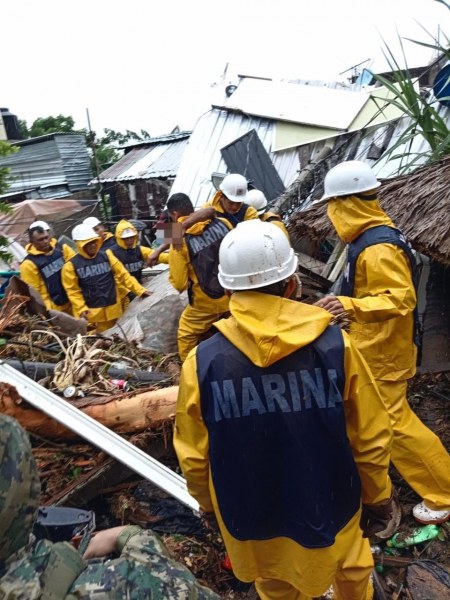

{"left": 3, "top": 0, "right": 449, "bottom": 137}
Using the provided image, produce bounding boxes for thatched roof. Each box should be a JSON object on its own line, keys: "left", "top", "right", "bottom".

{"left": 288, "top": 156, "right": 450, "bottom": 264}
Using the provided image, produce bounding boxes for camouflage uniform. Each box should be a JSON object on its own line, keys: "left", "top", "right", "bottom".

{"left": 0, "top": 415, "right": 219, "bottom": 599}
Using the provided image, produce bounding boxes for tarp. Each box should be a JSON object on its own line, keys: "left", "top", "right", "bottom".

{"left": 0, "top": 198, "right": 98, "bottom": 244}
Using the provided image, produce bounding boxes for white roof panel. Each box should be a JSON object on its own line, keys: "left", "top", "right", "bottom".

{"left": 214, "top": 78, "right": 369, "bottom": 130}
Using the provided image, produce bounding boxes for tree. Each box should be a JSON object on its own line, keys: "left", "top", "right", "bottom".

{"left": 371, "top": 0, "right": 450, "bottom": 173}
{"left": 0, "top": 141, "right": 18, "bottom": 265}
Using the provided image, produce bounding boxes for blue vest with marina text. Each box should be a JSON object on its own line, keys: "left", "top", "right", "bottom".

{"left": 110, "top": 244, "right": 144, "bottom": 282}
{"left": 196, "top": 326, "right": 361, "bottom": 548}
{"left": 185, "top": 218, "right": 229, "bottom": 299}
{"left": 71, "top": 251, "right": 116, "bottom": 308}
{"left": 340, "top": 225, "right": 420, "bottom": 345}
{"left": 26, "top": 248, "right": 68, "bottom": 306}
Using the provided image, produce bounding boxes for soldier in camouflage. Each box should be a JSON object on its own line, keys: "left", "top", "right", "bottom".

{"left": 0, "top": 414, "right": 219, "bottom": 599}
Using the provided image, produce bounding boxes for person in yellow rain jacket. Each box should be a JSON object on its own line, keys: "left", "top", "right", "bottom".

{"left": 174, "top": 220, "right": 398, "bottom": 600}
{"left": 61, "top": 224, "right": 150, "bottom": 332}
{"left": 24, "top": 220, "right": 76, "bottom": 261}
{"left": 246, "top": 189, "right": 290, "bottom": 240}
{"left": 315, "top": 160, "right": 450, "bottom": 526}
{"left": 20, "top": 223, "right": 75, "bottom": 313}
{"left": 203, "top": 173, "right": 258, "bottom": 227}
{"left": 167, "top": 193, "right": 232, "bottom": 361}
{"left": 83, "top": 216, "right": 116, "bottom": 250}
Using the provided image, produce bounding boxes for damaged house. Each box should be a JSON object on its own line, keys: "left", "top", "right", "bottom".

{"left": 92, "top": 130, "right": 191, "bottom": 221}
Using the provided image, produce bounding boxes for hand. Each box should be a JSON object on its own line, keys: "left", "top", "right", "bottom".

{"left": 82, "top": 526, "right": 128, "bottom": 559}
{"left": 360, "top": 490, "right": 401, "bottom": 539}
{"left": 79, "top": 310, "right": 90, "bottom": 320}
{"left": 140, "top": 291, "right": 152, "bottom": 298}
{"left": 147, "top": 251, "right": 161, "bottom": 267}
{"left": 314, "top": 295, "right": 344, "bottom": 316}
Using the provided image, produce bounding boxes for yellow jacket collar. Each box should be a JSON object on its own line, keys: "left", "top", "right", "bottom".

{"left": 327, "top": 196, "right": 394, "bottom": 243}
{"left": 215, "top": 291, "right": 332, "bottom": 368}
{"left": 76, "top": 237, "right": 102, "bottom": 258}
{"left": 25, "top": 238, "right": 58, "bottom": 256}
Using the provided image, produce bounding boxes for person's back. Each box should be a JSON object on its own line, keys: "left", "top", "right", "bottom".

{"left": 315, "top": 160, "right": 450, "bottom": 526}
{"left": 174, "top": 220, "right": 396, "bottom": 600}
{"left": 0, "top": 413, "right": 219, "bottom": 599}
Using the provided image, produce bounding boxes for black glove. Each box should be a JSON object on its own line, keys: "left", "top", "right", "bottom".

{"left": 360, "top": 489, "right": 401, "bottom": 539}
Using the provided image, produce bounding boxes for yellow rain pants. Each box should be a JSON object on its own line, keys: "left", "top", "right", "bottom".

{"left": 378, "top": 380, "right": 450, "bottom": 510}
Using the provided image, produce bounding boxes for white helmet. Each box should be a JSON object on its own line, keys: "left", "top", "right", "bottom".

{"left": 246, "top": 189, "right": 268, "bottom": 215}
{"left": 120, "top": 227, "right": 137, "bottom": 239}
{"left": 219, "top": 173, "right": 248, "bottom": 203}
{"left": 29, "top": 220, "right": 50, "bottom": 230}
{"left": 83, "top": 216, "right": 102, "bottom": 228}
{"left": 218, "top": 220, "right": 297, "bottom": 290}
{"left": 72, "top": 224, "right": 100, "bottom": 241}
{"left": 321, "top": 160, "right": 380, "bottom": 201}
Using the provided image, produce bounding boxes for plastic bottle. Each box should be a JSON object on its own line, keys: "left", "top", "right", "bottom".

{"left": 386, "top": 524, "right": 441, "bottom": 548}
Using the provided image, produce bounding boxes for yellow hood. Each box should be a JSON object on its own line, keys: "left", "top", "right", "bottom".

{"left": 327, "top": 195, "right": 394, "bottom": 243}
{"left": 25, "top": 238, "right": 58, "bottom": 255}
{"left": 115, "top": 219, "right": 138, "bottom": 249}
{"left": 209, "top": 190, "right": 225, "bottom": 211}
{"left": 214, "top": 291, "right": 333, "bottom": 367}
{"left": 76, "top": 236, "right": 102, "bottom": 259}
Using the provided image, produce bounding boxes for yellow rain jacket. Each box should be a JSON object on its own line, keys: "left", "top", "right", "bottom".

{"left": 328, "top": 196, "right": 417, "bottom": 381}
{"left": 61, "top": 235, "right": 147, "bottom": 331}
{"left": 113, "top": 220, "right": 153, "bottom": 262}
{"left": 203, "top": 191, "right": 258, "bottom": 225}
{"left": 20, "top": 239, "right": 74, "bottom": 312}
{"left": 112, "top": 220, "right": 154, "bottom": 300}
{"left": 169, "top": 216, "right": 232, "bottom": 361}
{"left": 174, "top": 292, "right": 392, "bottom": 597}
{"left": 25, "top": 239, "right": 75, "bottom": 261}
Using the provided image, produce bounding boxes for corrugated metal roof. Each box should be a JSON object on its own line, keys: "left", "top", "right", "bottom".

{"left": 170, "top": 109, "right": 299, "bottom": 208}
{"left": 119, "top": 131, "right": 191, "bottom": 150}
{"left": 0, "top": 134, "right": 93, "bottom": 194}
{"left": 214, "top": 78, "right": 369, "bottom": 129}
{"left": 95, "top": 138, "right": 189, "bottom": 183}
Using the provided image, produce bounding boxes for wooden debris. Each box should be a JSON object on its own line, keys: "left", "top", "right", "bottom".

{"left": 0, "top": 382, "right": 178, "bottom": 439}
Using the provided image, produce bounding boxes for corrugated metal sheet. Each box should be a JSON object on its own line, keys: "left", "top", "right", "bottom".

{"left": 0, "top": 134, "right": 92, "bottom": 194}
{"left": 96, "top": 139, "right": 189, "bottom": 183}
{"left": 221, "top": 129, "right": 285, "bottom": 201}
{"left": 170, "top": 109, "right": 299, "bottom": 208}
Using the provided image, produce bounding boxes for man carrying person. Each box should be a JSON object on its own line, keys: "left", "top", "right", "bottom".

{"left": 315, "top": 159, "right": 450, "bottom": 525}
{"left": 174, "top": 219, "right": 397, "bottom": 600}
{"left": 62, "top": 223, "right": 150, "bottom": 332}
{"left": 167, "top": 193, "right": 232, "bottom": 361}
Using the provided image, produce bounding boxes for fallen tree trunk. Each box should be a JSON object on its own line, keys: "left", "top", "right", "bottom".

{"left": 0, "top": 383, "right": 178, "bottom": 439}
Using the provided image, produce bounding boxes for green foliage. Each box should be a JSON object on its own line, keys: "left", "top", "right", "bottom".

{"left": 371, "top": 0, "right": 450, "bottom": 173}
{"left": 0, "top": 141, "right": 18, "bottom": 264}
{"left": 20, "top": 114, "right": 84, "bottom": 138}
